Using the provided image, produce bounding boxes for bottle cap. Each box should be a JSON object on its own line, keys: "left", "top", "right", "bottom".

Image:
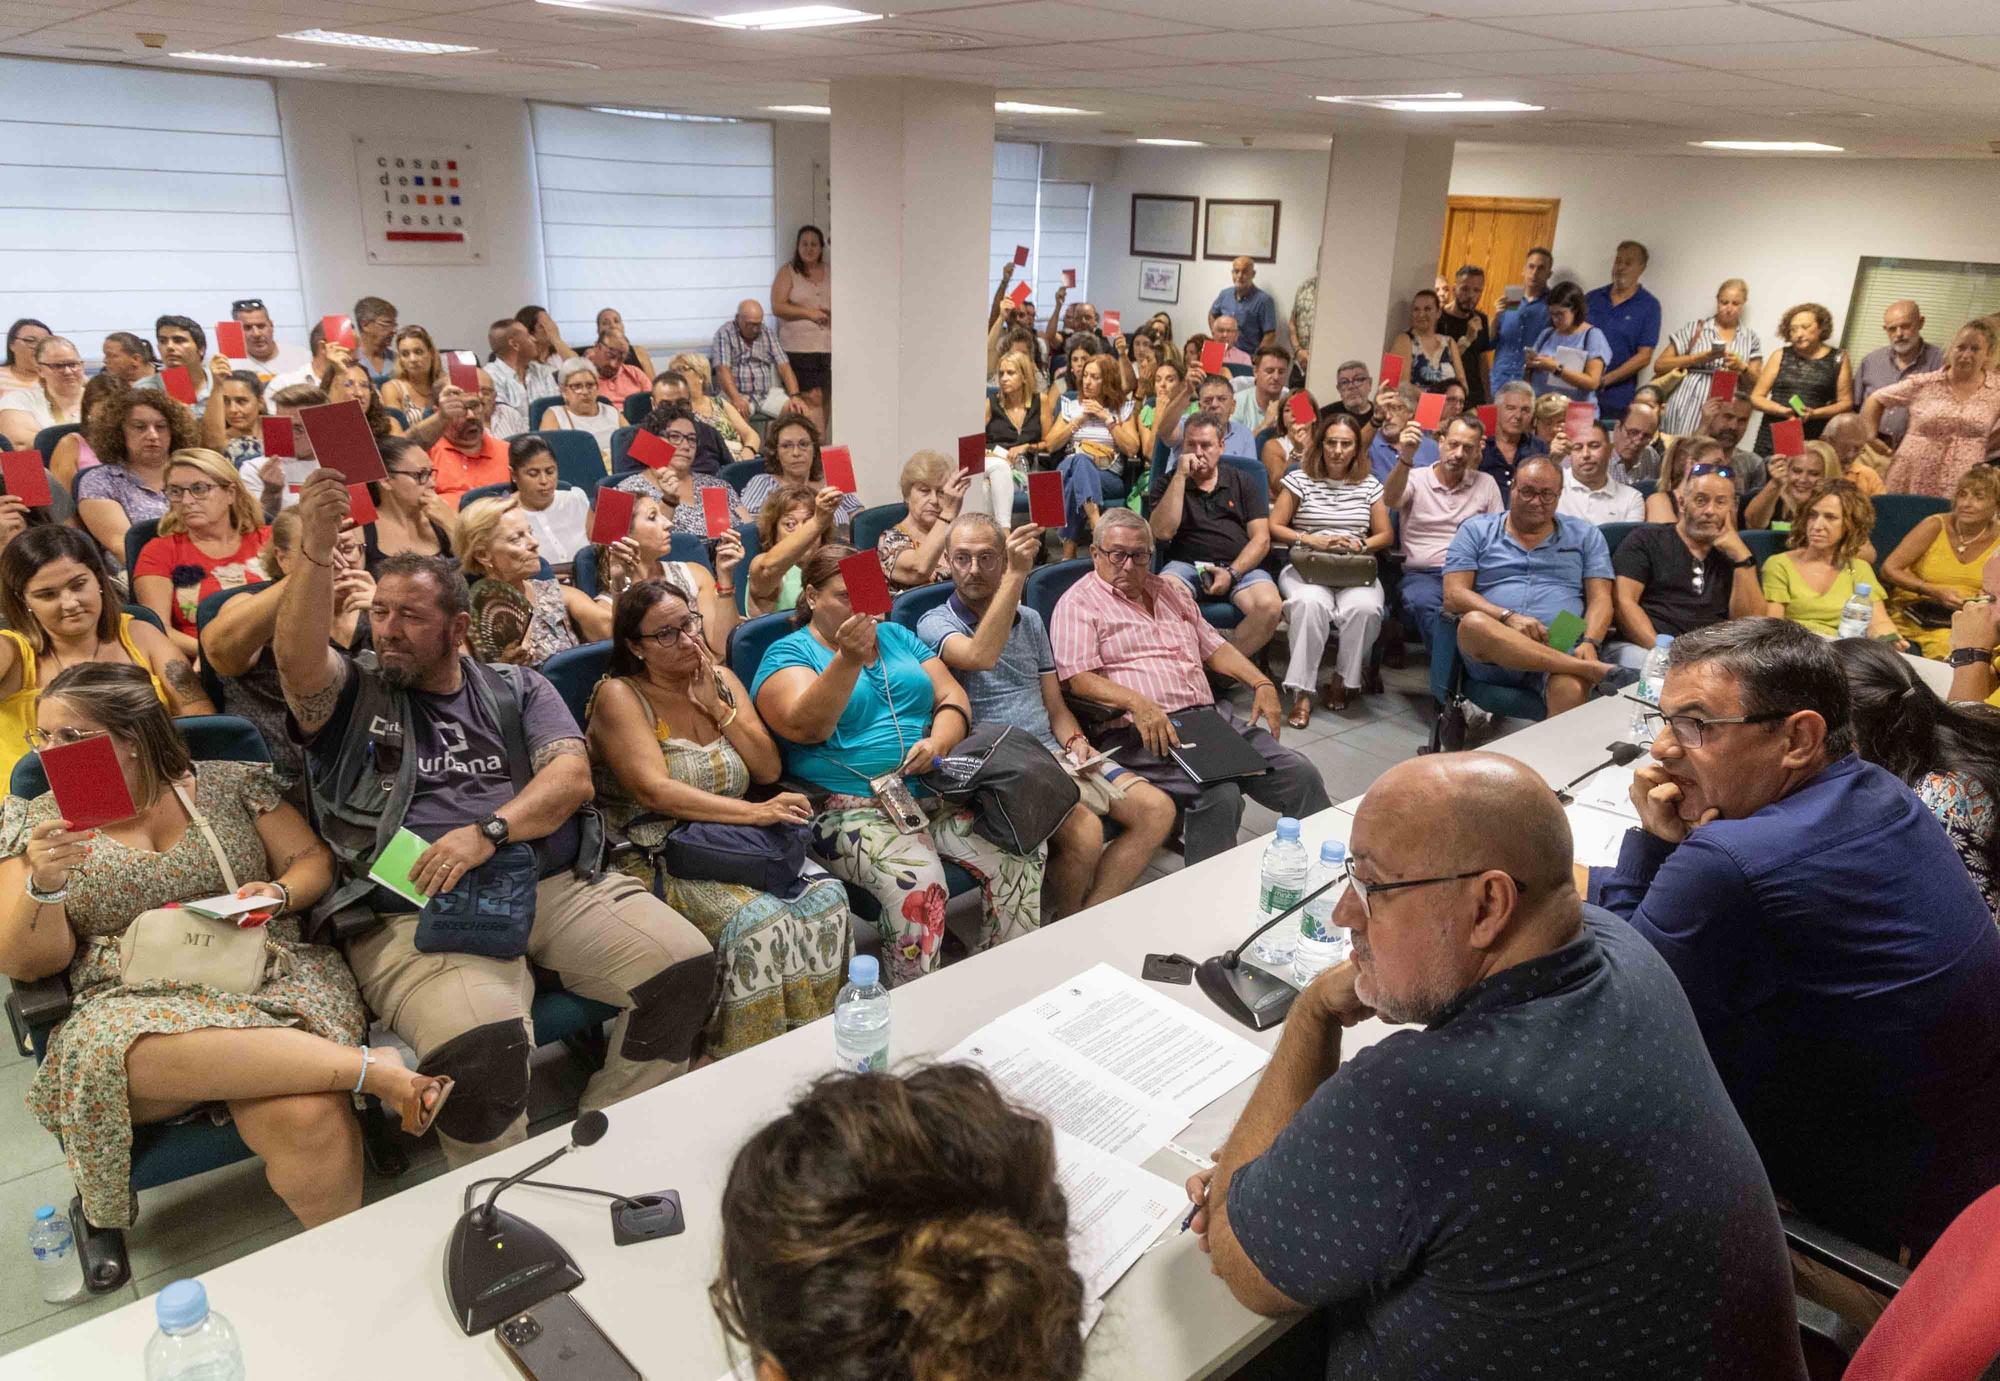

{"left": 1275, "top": 817, "right": 1300, "bottom": 840}
{"left": 1654, "top": 634, "right": 1673, "bottom": 648}
{"left": 1855, "top": 583, "right": 1872, "bottom": 597}
{"left": 33, "top": 1205, "right": 54, "bottom": 1222}
{"left": 847, "top": 955, "right": 879, "bottom": 987}
{"left": 156, "top": 1279, "right": 210, "bottom": 1331}
{"left": 1319, "top": 840, "right": 1345, "bottom": 863}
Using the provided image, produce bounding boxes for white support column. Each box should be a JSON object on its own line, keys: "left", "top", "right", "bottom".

{"left": 1303, "top": 134, "right": 1456, "bottom": 399}
{"left": 829, "top": 78, "right": 994, "bottom": 503}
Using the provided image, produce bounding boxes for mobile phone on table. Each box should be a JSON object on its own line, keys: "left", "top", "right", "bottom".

{"left": 496, "top": 1293, "right": 642, "bottom": 1381}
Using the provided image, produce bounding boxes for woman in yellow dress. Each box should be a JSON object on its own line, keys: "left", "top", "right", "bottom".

{"left": 1881, "top": 467, "right": 2000, "bottom": 658}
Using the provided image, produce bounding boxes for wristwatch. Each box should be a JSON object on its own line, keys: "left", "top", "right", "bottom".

{"left": 1946, "top": 646, "right": 1994, "bottom": 669}
{"left": 476, "top": 815, "right": 510, "bottom": 846}
{"left": 1730, "top": 555, "right": 1757, "bottom": 570}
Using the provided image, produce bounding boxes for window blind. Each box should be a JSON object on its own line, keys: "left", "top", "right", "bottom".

{"left": 530, "top": 104, "right": 775, "bottom": 352}
{"left": 987, "top": 142, "right": 1093, "bottom": 330}
{"left": 0, "top": 56, "right": 305, "bottom": 363}
{"left": 1842, "top": 256, "right": 2000, "bottom": 359}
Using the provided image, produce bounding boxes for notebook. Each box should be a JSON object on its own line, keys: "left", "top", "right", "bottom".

{"left": 1163, "top": 706, "right": 1270, "bottom": 786}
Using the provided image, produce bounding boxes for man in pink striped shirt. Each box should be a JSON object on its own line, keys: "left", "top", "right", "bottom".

{"left": 1051, "top": 507, "right": 1330, "bottom": 863}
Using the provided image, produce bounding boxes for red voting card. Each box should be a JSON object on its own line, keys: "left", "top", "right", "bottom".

{"left": 1287, "top": 392, "right": 1316, "bottom": 427}
{"left": 1200, "top": 340, "right": 1225, "bottom": 375}
{"left": 1476, "top": 403, "right": 1498, "bottom": 434}
{"left": 626, "top": 430, "right": 676, "bottom": 469}
{"left": 260, "top": 415, "right": 296, "bottom": 459}
{"left": 701, "top": 486, "right": 732, "bottom": 539}
{"left": 40, "top": 734, "right": 136, "bottom": 831}
{"left": 1012, "top": 244, "right": 1030, "bottom": 268}
{"left": 1027, "top": 470, "right": 1065, "bottom": 529}
{"left": 1769, "top": 418, "right": 1806, "bottom": 457}
{"left": 838, "top": 550, "right": 893, "bottom": 616}
{"left": 162, "top": 366, "right": 197, "bottom": 405}
{"left": 820, "top": 445, "right": 857, "bottom": 495}
{"left": 1, "top": 451, "right": 51, "bottom": 508}
{"left": 446, "top": 352, "right": 479, "bottom": 394}
{"left": 322, "top": 315, "right": 357, "bottom": 350}
{"left": 1710, "top": 370, "right": 1740, "bottom": 403}
{"left": 346, "top": 483, "right": 377, "bottom": 526}
{"left": 957, "top": 433, "right": 987, "bottom": 477}
{"left": 1565, "top": 402, "right": 1595, "bottom": 442}
{"left": 1102, "top": 310, "right": 1121, "bottom": 337}
{"left": 298, "top": 401, "right": 387, "bottom": 483}
{"left": 1008, "top": 281, "right": 1031, "bottom": 308}
{"left": 1414, "top": 392, "right": 1447, "bottom": 431}
{"left": 214, "top": 321, "right": 247, "bottom": 358}
{"left": 1063, "top": 268, "right": 1077, "bottom": 289}
{"left": 589, "top": 486, "right": 637, "bottom": 545}
{"left": 1378, "top": 353, "right": 1404, "bottom": 389}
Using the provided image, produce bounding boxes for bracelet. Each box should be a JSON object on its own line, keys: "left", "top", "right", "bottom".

{"left": 717, "top": 703, "right": 739, "bottom": 729}
{"left": 272, "top": 880, "right": 292, "bottom": 913}
{"left": 931, "top": 704, "right": 970, "bottom": 732}
{"left": 714, "top": 583, "right": 736, "bottom": 597}
{"left": 302, "top": 548, "right": 334, "bottom": 568}
{"left": 25, "top": 877, "right": 69, "bottom": 906}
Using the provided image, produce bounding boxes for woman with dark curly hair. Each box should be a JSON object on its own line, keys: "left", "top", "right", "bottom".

{"left": 714, "top": 1063, "right": 1085, "bottom": 1381}
{"left": 1750, "top": 301, "right": 1853, "bottom": 457}
{"left": 76, "top": 386, "right": 198, "bottom": 569}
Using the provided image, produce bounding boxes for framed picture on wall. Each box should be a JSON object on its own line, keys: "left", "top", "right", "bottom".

{"left": 1137, "top": 259, "right": 1181, "bottom": 304}
{"left": 1203, "top": 199, "right": 1280, "bottom": 263}
{"left": 1131, "top": 193, "right": 1199, "bottom": 260}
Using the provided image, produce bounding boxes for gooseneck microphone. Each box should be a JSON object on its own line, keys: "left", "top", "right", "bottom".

{"left": 1554, "top": 741, "right": 1644, "bottom": 805}
{"left": 1197, "top": 875, "right": 1343, "bottom": 1032}
{"left": 475, "top": 1109, "right": 608, "bottom": 1227}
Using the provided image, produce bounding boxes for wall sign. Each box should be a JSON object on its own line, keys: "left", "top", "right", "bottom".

{"left": 355, "top": 137, "right": 483, "bottom": 266}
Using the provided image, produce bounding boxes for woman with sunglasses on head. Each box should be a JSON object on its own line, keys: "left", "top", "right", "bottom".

{"left": 587, "top": 580, "right": 850, "bottom": 1056}
{"left": 357, "top": 435, "right": 455, "bottom": 567}
{"left": 131, "top": 449, "right": 271, "bottom": 659}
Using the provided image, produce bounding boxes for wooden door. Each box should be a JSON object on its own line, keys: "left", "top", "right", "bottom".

{"left": 1437, "top": 196, "right": 1561, "bottom": 322}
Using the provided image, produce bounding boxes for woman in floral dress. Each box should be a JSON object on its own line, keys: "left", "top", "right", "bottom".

{"left": 0, "top": 664, "right": 448, "bottom": 1229}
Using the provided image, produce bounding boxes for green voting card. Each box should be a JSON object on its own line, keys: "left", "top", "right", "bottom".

{"left": 368, "top": 828, "right": 432, "bottom": 906}
{"left": 1547, "top": 609, "right": 1586, "bottom": 654}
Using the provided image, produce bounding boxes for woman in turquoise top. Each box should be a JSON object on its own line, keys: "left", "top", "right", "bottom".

{"left": 752, "top": 546, "right": 1044, "bottom": 986}
{"left": 1760, "top": 480, "right": 1900, "bottom": 640}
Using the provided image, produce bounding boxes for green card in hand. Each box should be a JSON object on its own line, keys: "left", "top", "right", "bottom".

{"left": 1547, "top": 609, "right": 1587, "bottom": 654}
{"left": 368, "top": 828, "right": 432, "bottom": 907}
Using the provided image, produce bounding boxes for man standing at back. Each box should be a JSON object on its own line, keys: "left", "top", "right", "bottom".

{"left": 1436, "top": 264, "right": 1491, "bottom": 406}
{"left": 1855, "top": 299, "right": 1944, "bottom": 450}
{"left": 1586, "top": 240, "right": 1661, "bottom": 423}
{"left": 1488, "top": 246, "right": 1553, "bottom": 392}
{"left": 1598, "top": 619, "right": 2000, "bottom": 1260}
{"left": 1189, "top": 753, "right": 1807, "bottom": 1379}
{"left": 1210, "top": 256, "right": 1277, "bottom": 351}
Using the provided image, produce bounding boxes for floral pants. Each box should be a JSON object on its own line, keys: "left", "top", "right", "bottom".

{"left": 811, "top": 797, "right": 1044, "bottom": 986}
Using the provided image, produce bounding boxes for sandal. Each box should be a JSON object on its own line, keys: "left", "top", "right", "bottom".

{"left": 1286, "top": 693, "right": 1313, "bottom": 730}
{"left": 1321, "top": 678, "right": 1350, "bottom": 713}
{"left": 353, "top": 1045, "right": 456, "bottom": 1138}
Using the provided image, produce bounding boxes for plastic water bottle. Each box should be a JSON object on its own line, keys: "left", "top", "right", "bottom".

{"left": 1637, "top": 634, "right": 1673, "bottom": 706}
{"left": 143, "top": 1279, "right": 244, "bottom": 1381}
{"left": 1838, "top": 583, "right": 1873, "bottom": 639}
{"left": 28, "top": 1205, "right": 82, "bottom": 1304}
{"left": 833, "top": 955, "right": 891, "bottom": 1073}
{"left": 1292, "top": 841, "right": 1352, "bottom": 986}
{"left": 1250, "top": 818, "right": 1309, "bottom": 967}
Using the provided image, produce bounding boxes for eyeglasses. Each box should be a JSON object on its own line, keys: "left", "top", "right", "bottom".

{"left": 1514, "top": 486, "right": 1562, "bottom": 503}
{"left": 1687, "top": 463, "right": 1736, "bottom": 480}
{"left": 389, "top": 467, "right": 435, "bottom": 485}
{"left": 947, "top": 551, "right": 1001, "bottom": 571}
{"left": 775, "top": 439, "right": 814, "bottom": 454}
{"left": 660, "top": 430, "right": 698, "bottom": 446}
{"left": 230, "top": 299, "right": 266, "bottom": 314}
{"left": 1341, "top": 856, "right": 1525, "bottom": 918}
{"left": 1094, "top": 546, "right": 1149, "bottom": 567}
{"left": 1640, "top": 709, "right": 1787, "bottom": 747}
{"left": 40, "top": 359, "right": 84, "bottom": 373}
{"left": 165, "top": 482, "right": 219, "bottom": 502}
{"left": 635, "top": 614, "right": 704, "bottom": 647}
{"left": 27, "top": 726, "right": 108, "bottom": 751}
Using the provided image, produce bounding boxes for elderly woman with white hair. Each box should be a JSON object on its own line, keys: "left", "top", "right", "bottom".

{"left": 543, "top": 355, "right": 622, "bottom": 463}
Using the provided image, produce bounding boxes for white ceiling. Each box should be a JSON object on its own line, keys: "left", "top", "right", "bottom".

{"left": 5, "top": 0, "right": 2000, "bottom": 157}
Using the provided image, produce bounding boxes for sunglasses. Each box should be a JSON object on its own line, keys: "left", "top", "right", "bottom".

{"left": 1687, "top": 463, "right": 1736, "bottom": 480}
{"left": 231, "top": 299, "right": 266, "bottom": 314}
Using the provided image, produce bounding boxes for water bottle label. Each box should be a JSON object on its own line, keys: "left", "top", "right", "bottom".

{"left": 1300, "top": 911, "right": 1334, "bottom": 943}
{"left": 1259, "top": 883, "right": 1303, "bottom": 917}
{"left": 845, "top": 1048, "right": 886, "bottom": 1074}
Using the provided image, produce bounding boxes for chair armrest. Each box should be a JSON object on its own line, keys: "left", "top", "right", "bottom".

{"left": 1062, "top": 695, "right": 1124, "bottom": 730}
{"left": 1793, "top": 1295, "right": 1863, "bottom": 1371}
{"left": 6, "top": 974, "right": 72, "bottom": 1056}
{"left": 1780, "top": 1211, "right": 1911, "bottom": 1298}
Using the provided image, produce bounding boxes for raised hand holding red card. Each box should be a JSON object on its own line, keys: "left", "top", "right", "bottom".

{"left": 626, "top": 430, "right": 676, "bottom": 469}
{"left": 1013, "top": 245, "right": 1030, "bottom": 268}
{"left": 590, "top": 486, "right": 637, "bottom": 544}
{"left": 1287, "top": 392, "right": 1316, "bottom": 427}
{"left": 346, "top": 484, "right": 378, "bottom": 526}
{"left": 162, "top": 366, "right": 197, "bottom": 405}
{"left": 1476, "top": 403, "right": 1498, "bottom": 434}
{"left": 1564, "top": 402, "right": 1596, "bottom": 443}
{"left": 214, "top": 321, "right": 247, "bottom": 358}
{"left": 322, "top": 315, "right": 357, "bottom": 350}
{"left": 446, "top": 351, "right": 479, "bottom": 394}
{"left": 2, "top": 451, "right": 52, "bottom": 508}
{"left": 957, "top": 434, "right": 986, "bottom": 477}
{"left": 1027, "top": 470, "right": 1065, "bottom": 529}
{"left": 260, "top": 415, "right": 295, "bottom": 459}
{"left": 298, "top": 401, "right": 387, "bottom": 483}
{"left": 1200, "top": 340, "right": 1225, "bottom": 375}
{"left": 838, "top": 550, "right": 893, "bottom": 616}
{"left": 1378, "top": 353, "right": 1404, "bottom": 389}
{"left": 1063, "top": 268, "right": 1077, "bottom": 289}
{"left": 41, "top": 734, "right": 136, "bottom": 830}
{"left": 1008, "top": 281, "right": 1031, "bottom": 308}
{"left": 1413, "top": 392, "right": 1447, "bottom": 431}
{"left": 820, "top": 445, "right": 856, "bottom": 494}
{"left": 1102, "top": 310, "right": 1121, "bottom": 337}
{"left": 1710, "top": 371, "right": 1739, "bottom": 403}
{"left": 1768, "top": 417, "right": 1806, "bottom": 457}
{"left": 701, "top": 486, "right": 732, "bottom": 538}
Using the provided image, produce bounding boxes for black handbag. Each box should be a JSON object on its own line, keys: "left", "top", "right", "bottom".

{"left": 921, "top": 724, "right": 1079, "bottom": 855}
{"left": 648, "top": 818, "right": 814, "bottom": 899}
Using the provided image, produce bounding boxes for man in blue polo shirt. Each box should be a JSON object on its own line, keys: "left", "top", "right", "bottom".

{"left": 1586, "top": 240, "right": 1662, "bottom": 422}
{"left": 1443, "top": 456, "right": 1620, "bottom": 716}
{"left": 1209, "top": 257, "right": 1277, "bottom": 350}
{"left": 1489, "top": 246, "right": 1552, "bottom": 391}
{"left": 1597, "top": 619, "right": 2000, "bottom": 1259}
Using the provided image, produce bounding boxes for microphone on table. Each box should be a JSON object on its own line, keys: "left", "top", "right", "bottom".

{"left": 445, "top": 1110, "right": 610, "bottom": 1336}
{"left": 1197, "top": 876, "right": 1342, "bottom": 1033}
{"left": 1554, "top": 741, "right": 1644, "bottom": 805}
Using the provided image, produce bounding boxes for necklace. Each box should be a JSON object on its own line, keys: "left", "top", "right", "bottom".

{"left": 1948, "top": 516, "right": 1995, "bottom": 560}
{"left": 43, "top": 633, "right": 104, "bottom": 676}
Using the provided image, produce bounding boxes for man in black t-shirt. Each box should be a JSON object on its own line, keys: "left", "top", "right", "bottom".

{"left": 1184, "top": 754, "right": 1808, "bottom": 1380}
{"left": 1437, "top": 264, "right": 1492, "bottom": 407}
{"left": 1608, "top": 465, "right": 1763, "bottom": 668}
{"left": 1148, "top": 413, "right": 1280, "bottom": 655}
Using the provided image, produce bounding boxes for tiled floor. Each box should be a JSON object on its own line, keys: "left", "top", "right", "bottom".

{"left": 0, "top": 660, "right": 1449, "bottom": 1357}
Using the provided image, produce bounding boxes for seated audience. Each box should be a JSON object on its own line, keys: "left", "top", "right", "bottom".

{"left": 1445, "top": 456, "right": 1619, "bottom": 716}
{"left": 351, "top": 296, "right": 399, "bottom": 382}
{"left": 1834, "top": 636, "right": 2000, "bottom": 920}
{"left": 1597, "top": 619, "right": 2000, "bottom": 1259}
{"left": 276, "top": 470, "right": 717, "bottom": 1166}
{"left": 747, "top": 484, "right": 839, "bottom": 617}
{"left": 1750, "top": 301, "right": 1853, "bottom": 458}
{"left": 199, "top": 364, "right": 282, "bottom": 515}
{"left": 132, "top": 448, "right": 271, "bottom": 657}
{"left": 76, "top": 385, "right": 193, "bottom": 570}
{"left": 582, "top": 334, "right": 649, "bottom": 411}
{"left": 1556, "top": 421, "right": 1643, "bottom": 522}
{"left": 0, "top": 490, "right": 50, "bottom": 563}
{"left": 506, "top": 435, "right": 589, "bottom": 565}
{"left": 0, "top": 662, "right": 439, "bottom": 1232}
{"left": 48, "top": 370, "right": 127, "bottom": 496}
{"left": 1208, "top": 315, "right": 1252, "bottom": 370}
{"left": 1872, "top": 319, "right": 2000, "bottom": 498}
{"left": 543, "top": 356, "right": 621, "bottom": 463}
{"left": 99, "top": 331, "right": 157, "bottom": 390}
{"left": 362, "top": 435, "right": 456, "bottom": 565}
{"left": 263, "top": 320, "right": 326, "bottom": 398}
{"left": 752, "top": 546, "right": 1045, "bottom": 986}
{"left": 1257, "top": 388, "right": 1315, "bottom": 491}
{"left": 1321, "top": 359, "right": 1376, "bottom": 438}
{"left": 1746, "top": 439, "right": 1878, "bottom": 531}
{"left": 588, "top": 492, "right": 739, "bottom": 658}
{"left": 485, "top": 316, "right": 558, "bottom": 415}
{"left": 1692, "top": 392, "right": 1766, "bottom": 491}
{"left": 1385, "top": 414, "right": 1503, "bottom": 653}
{"left": 1644, "top": 433, "right": 1732, "bottom": 524}
{"left": 1655, "top": 277, "right": 1766, "bottom": 437}
{"left": 595, "top": 308, "right": 655, "bottom": 381}
{"left": 1760, "top": 480, "right": 1897, "bottom": 638}
{"left": 1367, "top": 385, "right": 1438, "bottom": 482}
{"left": 1389, "top": 288, "right": 1466, "bottom": 393}
{"left": 380, "top": 325, "right": 446, "bottom": 421}
{"left": 1049, "top": 356, "right": 1138, "bottom": 520}
{"left": 984, "top": 347, "right": 1049, "bottom": 469}
{"left": 1605, "top": 399, "right": 1663, "bottom": 487}
{"left": 1052, "top": 508, "right": 1329, "bottom": 864}
{"left": 669, "top": 352, "right": 755, "bottom": 461}
{"left": 877, "top": 451, "right": 970, "bottom": 594}
{"left": 1, "top": 318, "right": 48, "bottom": 393}
{"left": 1192, "top": 753, "right": 1807, "bottom": 1380}
{"left": 477, "top": 368, "right": 528, "bottom": 443}
{"left": 1227, "top": 345, "right": 1290, "bottom": 440}
{"left": 1529, "top": 391, "right": 1568, "bottom": 445}
{"left": 635, "top": 394, "right": 729, "bottom": 477}
{"left": 1882, "top": 467, "right": 2000, "bottom": 657}
{"left": 1526, "top": 281, "right": 1610, "bottom": 407}
{"left": 920, "top": 516, "right": 1175, "bottom": 917}
{"left": 1609, "top": 463, "right": 1762, "bottom": 668}
{"left": 1135, "top": 356, "right": 1189, "bottom": 467}
{"left": 152, "top": 316, "right": 211, "bottom": 406}
{"left": 457, "top": 496, "right": 610, "bottom": 665}
{"left": 739, "top": 414, "right": 862, "bottom": 536}
{"left": 587, "top": 581, "right": 851, "bottom": 1056}
{"left": 426, "top": 385, "right": 511, "bottom": 502}
{"left": 714, "top": 1064, "right": 1085, "bottom": 1381}
{"left": 1475, "top": 380, "right": 1545, "bottom": 499}
{"left": 1269, "top": 414, "right": 1389, "bottom": 722}
{"left": 1153, "top": 371, "right": 1256, "bottom": 461}
{"left": 1820, "top": 410, "right": 1894, "bottom": 487}
{"left": 228, "top": 298, "right": 308, "bottom": 385}
{"left": 613, "top": 403, "right": 742, "bottom": 535}
{"left": 1149, "top": 416, "right": 1280, "bottom": 657}
{"left": 321, "top": 352, "right": 405, "bottom": 440}
{"left": 0, "top": 335, "right": 84, "bottom": 449}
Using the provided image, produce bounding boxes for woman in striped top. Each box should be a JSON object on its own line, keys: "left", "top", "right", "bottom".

{"left": 1269, "top": 412, "right": 1390, "bottom": 723}
{"left": 1653, "top": 279, "right": 1766, "bottom": 436}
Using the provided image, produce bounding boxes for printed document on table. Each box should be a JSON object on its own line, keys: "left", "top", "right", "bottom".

{"left": 1571, "top": 765, "right": 1639, "bottom": 821}
{"left": 1566, "top": 765, "right": 1641, "bottom": 866}
{"left": 1055, "top": 1128, "right": 1183, "bottom": 1302}
{"left": 945, "top": 1019, "right": 1183, "bottom": 1162}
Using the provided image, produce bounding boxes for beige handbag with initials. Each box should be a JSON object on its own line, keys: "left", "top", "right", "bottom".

{"left": 117, "top": 782, "right": 287, "bottom": 995}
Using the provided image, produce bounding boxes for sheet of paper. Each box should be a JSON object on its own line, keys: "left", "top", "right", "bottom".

{"left": 1054, "top": 1129, "right": 1182, "bottom": 1302}
{"left": 1570, "top": 764, "right": 1639, "bottom": 820}
{"left": 1554, "top": 345, "right": 1587, "bottom": 374}
{"left": 1566, "top": 802, "right": 1632, "bottom": 868}
{"left": 945, "top": 1021, "right": 1183, "bottom": 1162}
{"left": 181, "top": 892, "right": 277, "bottom": 921}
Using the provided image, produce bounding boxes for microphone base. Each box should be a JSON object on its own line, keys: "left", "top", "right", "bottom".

{"left": 444, "top": 1205, "right": 585, "bottom": 1335}
{"left": 1197, "top": 956, "right": 1297, "bottom": 1031}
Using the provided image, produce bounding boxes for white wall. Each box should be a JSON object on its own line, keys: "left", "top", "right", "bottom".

{"left": 1069, "top": 144, "right": 1328, "bottom": 346}
{"left": 1448, "top": 147, "right": 2000, "bottom": 352}
{"left": 773, "top": 120, "right": 830, "bottom": 255}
